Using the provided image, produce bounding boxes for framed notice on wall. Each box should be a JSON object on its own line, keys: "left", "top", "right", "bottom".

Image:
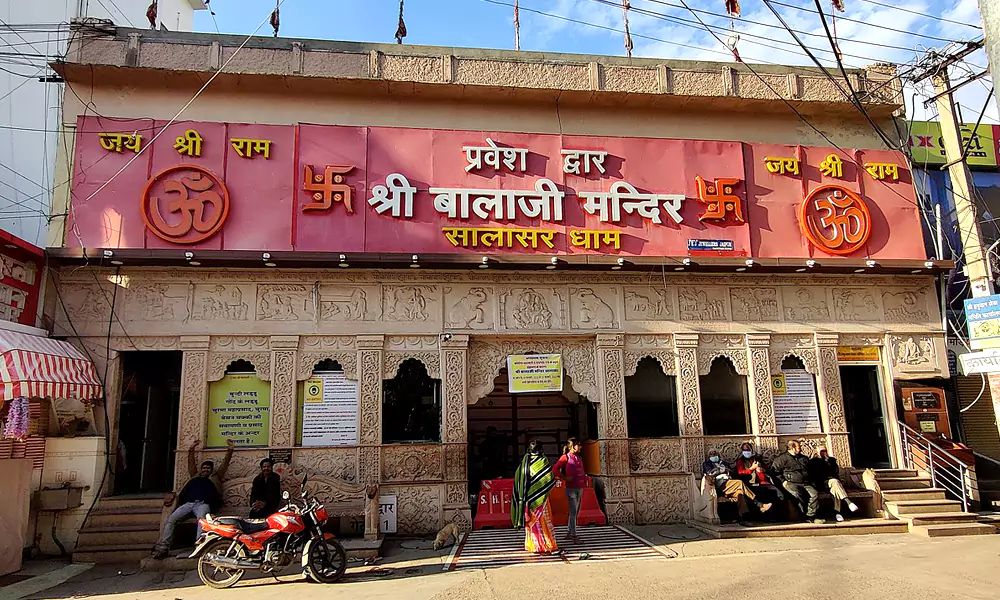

{"left": 772, "top": 369, "right": 822, "bottom": 434}
{"left": 206, "top": 373, "right": 271, "bottom": 447}
{"left": 301, "top": 371, "right": 359, "bottom": 447}
{"left": 507, "top": 354, "right": 563, "bottom": 394}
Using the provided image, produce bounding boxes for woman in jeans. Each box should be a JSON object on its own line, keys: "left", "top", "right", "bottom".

{"left": 554, "top": 438, "right": 586, "bottom": 543}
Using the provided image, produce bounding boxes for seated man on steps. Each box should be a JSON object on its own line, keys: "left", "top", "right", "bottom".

{"left": 772, "top": 440, "right": 823, "bottom": 524}
{"left": 702, "top": 449, "right": 772, "bottom": 526}
{"left": 152, "top": 438, "right": 234, "bottom": 559}
{"left": 809, "top": 445, "right": 858, "bottom": 522}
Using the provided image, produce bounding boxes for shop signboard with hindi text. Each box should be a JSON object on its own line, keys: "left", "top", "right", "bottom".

{"left": 836, "top": 346, "right": 880, "bottom": 362}
{"left": 507, "top": 354, "right": 563, "bottom": 394}
{"left": 207, "top": 373, "right": 271, "bottom": 447}
{"left": 300, "top": 371, "right": 359, "bottom": 447}
{"left": 69, "top": 117, "right": 927, "bottom": 261}
{"left": 907, "top": 121, "right": 999, "bottom": 168}
{"left": 965, "top": 294, "right": 1000, "bottom": 350}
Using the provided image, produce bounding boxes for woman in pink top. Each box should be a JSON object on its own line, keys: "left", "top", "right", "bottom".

{"left": 553, "top": 438, "right": 586, "bottom": 542}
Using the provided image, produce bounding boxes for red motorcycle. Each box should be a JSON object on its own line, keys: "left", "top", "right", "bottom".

{"left": 190, "top": 477, "right": 347, "bottom": 589}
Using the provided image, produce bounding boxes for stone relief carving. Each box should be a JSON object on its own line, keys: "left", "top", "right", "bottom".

{"left": 624, "top": 286, "right": 673, "bottom": 321}
{"left": 62, "top": 283, "right": 111, "bottom": 322}
{"left": 358, "top": 445, "right": 380, "bottom": 485}
{"left": 702, "top": 436, "right": 755, "bottom": 462}
{"left": 297, "top": 351, "right": 358, "bottom": 381}
{"left": 445, "top": 287, "right": 492, "bottom": 329}
{"left": 385, "top": 336, "right": 439, "bottom": 351}
{"left": 270, "top": 351, "right": 296, "bottom": 448}
{"left": 443, "top": 350, "right": 468, "bottom": 444}
{"left": 211, "top": 336, "right": 270, "bottom": 351}
{"left": 358, "top": 351, "right": 382, "bottom": 445}
{"left": 468, "top": 338, "right": 596, "bottom": 401}
{"left": 498, "top": 287, "right": 565, "bottom": 330}
{"left": 570, "top": 287, "right": 617, "bottom": 329}
{"left": 257, "top": 284, "right": 315, "bottom": 321}
{"left": 446, "top": 482, "right": 467, "bottom": 505}
{"left": 606, "top": 475, "right": 633, "bottom": 501}
{"left": 634, "top": 476, "right": 690, "bottom": 524}
{"left": 444, "top": 444, "right": 467, "bottom": 480}
{"left": 750, "top": 347, "right": 776, "bottom": 434}
{"left": 383, "top": 485, "right": 442, "bottom": 535}
{"left": 300, "top": 336, "right": 356, "bottom": 350}
{"left": 383, "top": 351, "right": 441, "bottom": 379}
{"left": 818, "top": 347, "right": 847, "bottom": 432}
{"left": 293, "top": 448, "right": 358, "bottom": 482}
{"left": 127, "top": 283, "right": 188, "bottom": 321}
{"left": 190, "top": 285, "right": 250, "bottom": 321}
{"left": 675, "top": 347, "right": 702, "bottom": 436}
{"left": 208, "top": 352, "right": 272, "bottom": 381}
{"left": 178, "top": 351, "right": 208, "bottom": 450}
{"left": 889, "top": 335, "right": 936, "bottom": 368}
{"left": 601, "top": 348, "right": 628, "bottom": 439}
{"left": 383, "top": 286, "right": 436, "bottom": 322}
{"left": 629, "top": 439, "right": 683, "bottom": 473}
{"left": 699, "top": 334, "right": 746, "bottom": 349}
{"left": 606, "top": 501, "right": 636, "bottom": 525}
{"left": 730, "top": 288, "right": 779, "bottom": 322}
{"left": 782, "top": 288, "right": 830, "bottom": 321}
{"left": 697, "top": 349, "right": 748, "bottom": 376}
{"left": 624, "top": 335, "right": 674, "bottom": 350}
{"left": 624, "top": 351, "right": 676, "bottom": 377}
{"left": 833, "top": 288, "right": 880, "bottom": 322}
{"left": 838, "top": 334, "right": 883, "bottom": 348}
{"left": 829, "top": 434, "right": 853, "bottom": 468}
{"left": 768, "top": 348, "right": 819, "bottom": 374}
{"left": 678, "top": 287, "right": 727, "bottom": 321}
{"left": 882, "top": 290, "right": 930, "bottom": 323}
{"left": 381, "top": 445, "right": 444, "bottom": 482}
{"left": 320, "top": 286, "right": 374, "bottom": 321}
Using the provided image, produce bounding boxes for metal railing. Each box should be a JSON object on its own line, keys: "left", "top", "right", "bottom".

{"left": 898, "top": 422, "right": 977, "bottom": 513}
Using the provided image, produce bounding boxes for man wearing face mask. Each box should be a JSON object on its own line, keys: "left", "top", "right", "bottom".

{"left": 702, "top": 449, "right": 772, "bottom": 525}
{"left": 735, "top": 442, "right": 784, "bottom": 508}
{"left": 772, "top": 440, "right": 823, "bottom": 523}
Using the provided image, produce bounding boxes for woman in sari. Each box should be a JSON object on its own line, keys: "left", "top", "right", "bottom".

{"left": 512, "top": 440, "right": 559, "bottom": 554}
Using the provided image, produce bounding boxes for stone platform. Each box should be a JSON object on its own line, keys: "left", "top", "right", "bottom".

{"left": 139, "top": 537, "right": 383, "bottom": 572}
{"left": 688, "top": 517, "right": 909, "bottom": 539}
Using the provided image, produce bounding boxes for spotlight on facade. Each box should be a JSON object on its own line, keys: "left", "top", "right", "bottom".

{"left": 682, "top": 258, "right": 692, "bottom": 266}
{"left": 611, "top": 257, "right": 626, "bottom": 270}
{"left": 410, "top": 254, "right": 420, "bottom": 268}
{"left": 924, "top": 260, "right": 934, "bottom": 269}
{"left": 338, "top": 254, "right": 349, "bottom": 268}
{"left": 744, "top": 259, "right": 754, "bottom": 268}
{"left": 805, "top": 259, "right": 817, "bottom": 268}
{"left": 479, "top": 256, "right": 490, "bottom": 269}
{"left": 103, "top": 249, "right": 123, "bottom": 266}
{"left": 865, "top": 259, "right": 877, "bottom": 268}
{"left": 185, "top": 251, "right": 200, "bottom": 266}
{"left": 263, "top": 252, "right": 276, "bottom": 267}
{"left": 546, "top": 256, "right": 559, "bottom": 270}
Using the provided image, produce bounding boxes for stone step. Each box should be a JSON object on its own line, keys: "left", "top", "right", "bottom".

{"left": 877, "top": 476, "right": 933, "bottom": 490}
{"left": 77, "top": 525, "right": 160, "bottom": 547}
{"left": 74, "top": 544, "right": 154, "bottom": 564}
{"left": 95, "top": 496, "right": 167, "bottom": 511}
{"left": 87, "top": 509, "right": 162, "bottom": 528}
{"left": 873, "top": 469, "right": 920, "bottom": 479}
{"left": 909, "top": 523, "right": 996, "bottom": 537}
{"left": 905, "top": 512, "right": 981, "bottom": 526}
{"left": 880, "top": 488, "right": 947, "bottom": 502}
{"left": 887, "top": 499, "right": 964, "bottom": 516}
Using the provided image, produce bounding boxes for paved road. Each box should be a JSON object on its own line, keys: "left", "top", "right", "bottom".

{"left": 19, "top": 528, "right": 1000, "bottom": 600}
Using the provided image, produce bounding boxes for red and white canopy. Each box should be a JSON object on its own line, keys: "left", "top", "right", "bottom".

{"left": 0, "top": 331, "right": 102, "bottom": 400}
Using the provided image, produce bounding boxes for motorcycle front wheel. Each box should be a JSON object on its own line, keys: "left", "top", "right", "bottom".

{"left": 197, "top": 539, "right": 248, "bottom": 589}
{"left": 303, "top": 539, "right": 347, "bottom": 584}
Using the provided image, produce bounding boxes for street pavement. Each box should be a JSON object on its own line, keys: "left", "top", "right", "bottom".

{"left": 12, "top": 526, "right": 1000, "bottom": 600}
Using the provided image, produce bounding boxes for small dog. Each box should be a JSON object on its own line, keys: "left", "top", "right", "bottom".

{"left": 432, "top": 522, "right": 460, "bottom": 550}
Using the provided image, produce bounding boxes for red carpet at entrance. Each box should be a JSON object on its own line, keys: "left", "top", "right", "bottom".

{"left": 445, "top": 525, "right": 668, "bottom": 571}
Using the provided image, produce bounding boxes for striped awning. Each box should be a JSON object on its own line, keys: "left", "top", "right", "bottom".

{"left": 0, "top": 331, "right": 102, "bottom": 400}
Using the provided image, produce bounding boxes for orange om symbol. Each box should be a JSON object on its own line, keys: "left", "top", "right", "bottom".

{"left": 799, "top": 185, "right": 871, "bottom": 255}
{"left": 141, "top": 165, "right": 230, "bottom": 244}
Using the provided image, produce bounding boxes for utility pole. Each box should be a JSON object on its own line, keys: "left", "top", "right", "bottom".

{"left": 980, "top": 0, "right": 1000, "bottom": 115}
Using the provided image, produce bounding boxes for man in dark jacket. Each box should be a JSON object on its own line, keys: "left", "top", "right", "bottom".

{"left": 771, "top": 440, "right": 823, "bottom": 523}
{"left": 249, "top": 458, "right": 282, "bottom": 519}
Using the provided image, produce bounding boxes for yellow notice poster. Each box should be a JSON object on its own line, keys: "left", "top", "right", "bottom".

{"left": 770, "top": 374, "right": 787, "bottom": 395}
{"left": 507, "top": 354, "right": 563, "bottom": 394}
{"left": 836, "top": 346, "right": 880, "bottom": 362}
{"left": 207, "top": 373, "right": 271, "bottom": 447}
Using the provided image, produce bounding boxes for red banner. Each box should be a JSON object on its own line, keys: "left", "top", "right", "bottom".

{"left": 68, "top": 116, "right": 925, "bottom": 260}
{"left": 0, "top": 230, "right": 42, "bottom": 326}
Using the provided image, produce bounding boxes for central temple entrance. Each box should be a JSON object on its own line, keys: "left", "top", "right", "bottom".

{"left": 467, "top": 369, "right": 596, "bottom": 496}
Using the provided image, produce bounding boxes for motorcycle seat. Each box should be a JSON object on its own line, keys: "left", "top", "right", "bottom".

{"left": 215, "top": 517, "right": 269, "bottom": 534}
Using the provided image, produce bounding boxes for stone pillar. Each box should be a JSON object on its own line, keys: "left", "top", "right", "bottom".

{"left": 441, "top": 335, "right": 472, "bottom": 530}
{"left": 596, "top": 334, "right": 633, "bottom": 525}
{"left": 674, "top": 333, "right": 703, "bottom": 470}
{"left": 269, "top": 336, "right": 299, "bottom": 449}
{"left": 746, "top": 334, "right": 778, "bottom": 455}
{"left": 357, "top": 335, "right": 384, "bottom": 486}
{"left": 814, "top": 333, "right": 851, "bottom": 466}
{"left": 176, "top": 336, "right": 210, "bottom": 488}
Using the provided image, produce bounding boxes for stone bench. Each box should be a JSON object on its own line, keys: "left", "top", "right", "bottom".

{"left": 692, "top": 474, "right": 874, "bottom": 524}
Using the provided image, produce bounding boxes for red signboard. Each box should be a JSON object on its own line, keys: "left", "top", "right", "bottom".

{"left": 69, "top": 116, "right": 926, "bottom": 260}
{"left": 0, "top": 229, "right": 42, "bottom": 326}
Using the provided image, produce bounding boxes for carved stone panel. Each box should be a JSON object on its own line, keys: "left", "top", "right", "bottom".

{"left": 702, "top": 436, "right": 755, "bottom": 462}
{"left": 624, "top": 350, "right": 676, "bottom": 377}
{"left": 749, "top": 346, "right": 776, "bottom": 435}
{"left": 270, "top": 351, "right": 296, "bottom": 448}
{"left": 383, "top": 351, "right": 441, "bottom": 379}
{"left": 499, "top": 286, "right": 565, "bottom": 330}
{"left": 599, "top": 347, "right": 627, "bottom": 439}
{"left": 208, "top": 352, "right": 272, "bottom": 382}
{"left": 383, "top": 286, "right": 439, "bottom": 323}
{"left": 319, "top": 285, "right": 378, "bottom": 322}
{"left": 468, "top": 338, "right": 596, "bottom": 401}
{"left": 730, "top": 288, "right": 780, "bottom": 322}
{"left": 297, "top": 351, "right": 358, "bottom": 380}
{"left": 211, "top": 336, "right": 270, "bottom": 351}
{"left": 359, "top": 350, "right": 383, "bottom": 445}
{"left": 606, "top": 501, "right": 636, "bottom": 525}
{"left": 358, "top": 445, "right": 380, "bottom": 486}
{"left": 443, "top": 349, "right": 468, "bottom": 444}
{"left": 697, "top": 349, "right": 748, "bottom": 376}
{"left": 889, "top": 334, "right": 945, "bottom": 376}
{"left": 782, "top": 287, "right": 831, "bottom": 321}
{"left": 629, "top": 439, "right": 683, "bottom": 473}
{"left": 624, "top": 286, "right": 674, "bottom": 321}
{"left": 444, "top": 444, "right": 467, "bottom": 480}
{"left": 817, "top": 347, "right": 847, "bottom": 432}
{"left": 678, "top": 287, "right": 728, "bottom": 321}
{"left": 634, "top": 476, "right": 690, "bottom": 524}
{"left": 256, "top": 284, "right": 315, "bottom": 321}
{"left": 178, "top": 350, "right": 208, "bottom": 451}
{"left": 569, "top": 287, "right": 619, "bottom": 329}
{"left": 293, "top": 447, "right": 358, "bottom": 482}
{"left": 381, "top": 445, "right": 444, "bottom": 482}
{"left": 832, "top": 288, "right": 881, "bottom": 322}
{"left": 61, "top": 283, "right": 112, "bottom": 322}
{"left": 675, "top": 347, "right": 702, "bottom": 436}
{"left": 381, "top": 484, "right": 442, "bottom": 535}
{"left": 882, "top": 289, "right": 931, "bottom": 323}
{"left": 126, "top": 282, "right": 189, "bottom": 322}
{"left": 189, "top": 284, "right": 251, "bottom": 321}
{"left": 769, "top": 347, "right": 819, "bottom": 374}
{"left": 444, "top": 286, "right": 494, "bottom": 330}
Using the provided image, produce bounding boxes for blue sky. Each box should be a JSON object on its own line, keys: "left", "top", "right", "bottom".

{"left": 193, "top": 0, "right": 996, "bottom": 123}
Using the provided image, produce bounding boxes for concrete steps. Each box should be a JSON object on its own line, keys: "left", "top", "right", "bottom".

{"left": 910, "top": 523, "right": 997, "bottom": 537}
{"left": 877, "top": 476, "right": 934, "bottom": 490}
{"left": 905, "top": 512, "right": 982, "bottom": 526}
{"left": 868, "top": 469, "right": 994, "bottom": 538}
{"left": 881, "top": 489, "right": 946, "bottom": 502}
{"left": 72, "top": 495, "right": 164, "bottom": 564}
{"left": 886, "top": 499, "right": 964, "bottom": 517}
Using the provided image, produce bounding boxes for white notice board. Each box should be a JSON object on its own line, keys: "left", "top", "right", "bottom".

{"left": 301, "top": 371, "right": 359, "bottom": 446}
{"left": 773, "top": 369, "right": 823, "bottom": 434}
{"left": 379, "top": 495, "right": 397, "bottom": 534}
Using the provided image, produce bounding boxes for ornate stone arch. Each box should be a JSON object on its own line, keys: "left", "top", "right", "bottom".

{"left": 208, "top": 352, "right": 272, "bottom": 381}
{"left": 769, "top": 348, "right": 818, "bottom": 374}
{"left": 624, "top": 351, "right": 677, "bottom": 377}
{"left": 383, "top": 352, "right": 441, "bottom": 379}
{"left": 697, "top": 350, "right": 747, "bottom": 376}
{"left": 296, "top": 352, "right": 358, "bottom": 380}
{"left": 468, "top": 337, "right": 597, "bottom": 403}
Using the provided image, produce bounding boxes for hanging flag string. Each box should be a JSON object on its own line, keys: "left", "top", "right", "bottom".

{"left": 395, "top": 0, "right": 407, "bottom": 44}
{"left": 725, "top": 0, "right": 740, "bottom": 16}
{"left": 270, "top": 1, "right": 280, "bottom": 37}
{"left": 623, "top": 0, "right": 633, "bottom": 58}
{"left": 831, "top": 0, "right": 845, "bottom": 11}
{"left": 724, "top": 0, "right": 741, "bottom": 62}
{"left": 146, "top": 1, "right": 158, "bottom": 29}
{"left": 514, "top": 0, "right": 520, "bottom": 51}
